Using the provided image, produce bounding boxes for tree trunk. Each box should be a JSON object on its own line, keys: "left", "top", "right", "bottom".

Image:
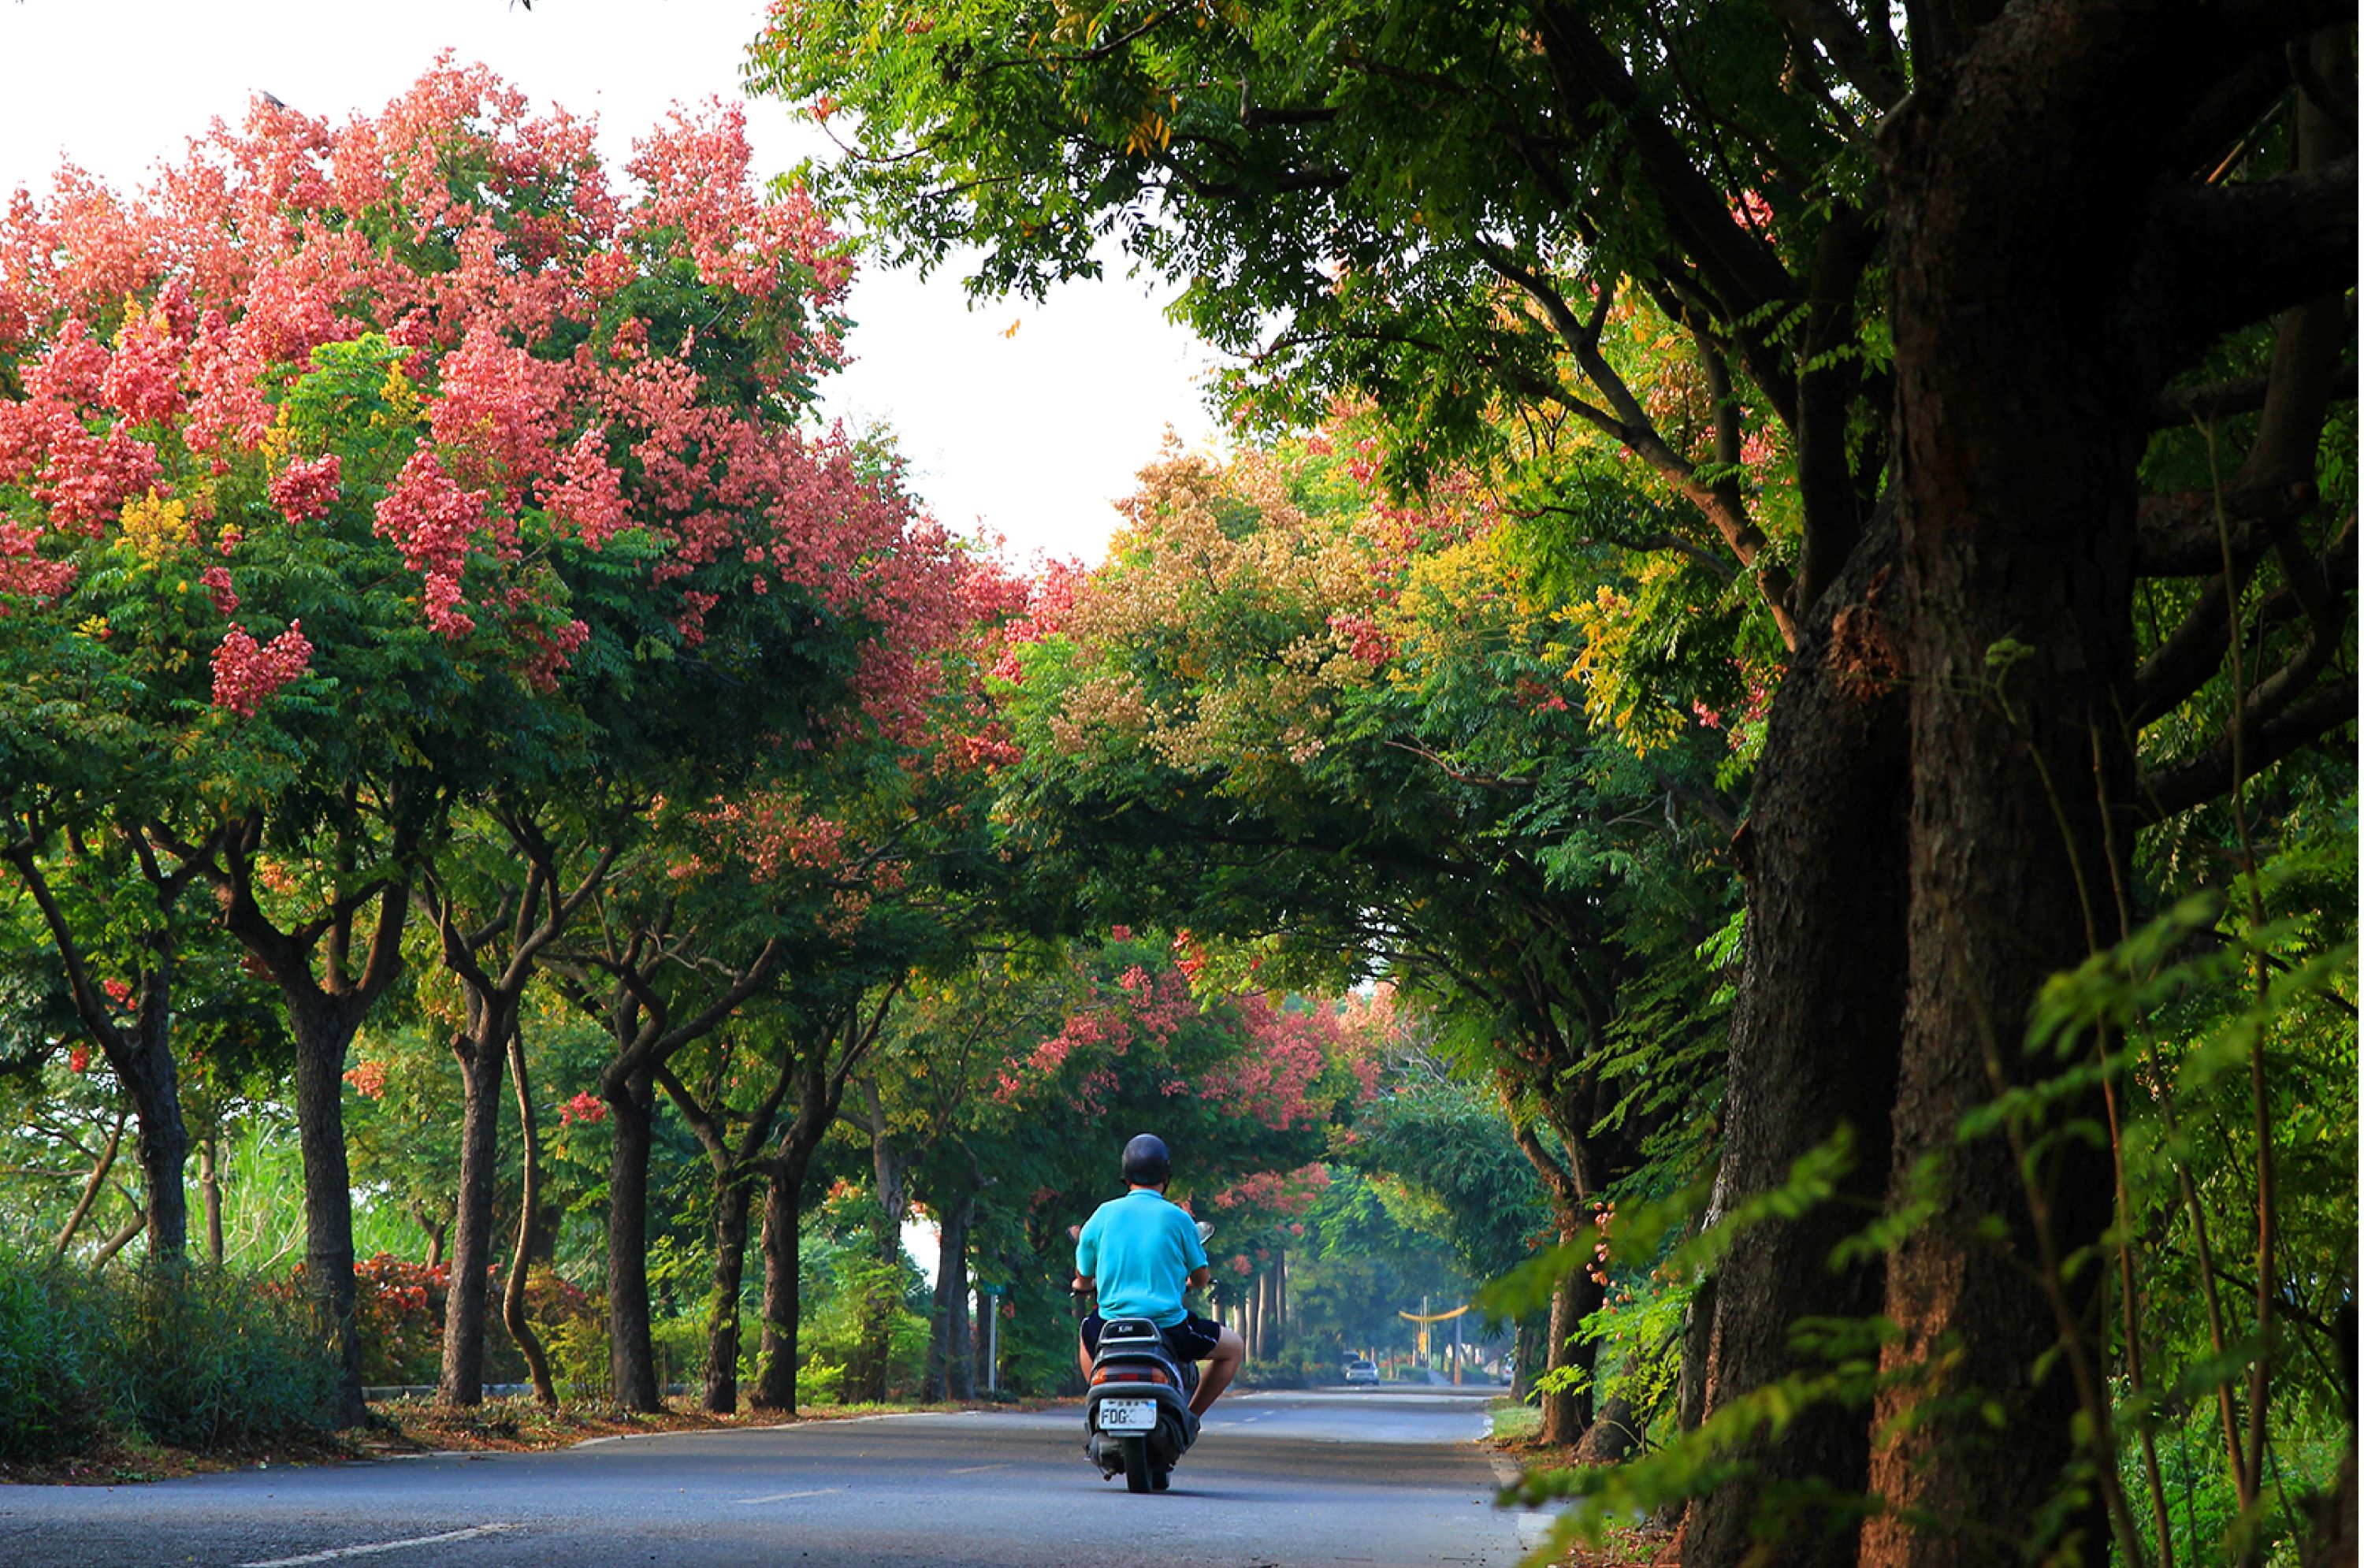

{"left": 703, "top": 1164, "right": 758, "bottom": 1414}
{"left": 750, "top": 1151, "right": 807, "bottom": 1415}
{"left": 748, "top": 1017, "right": 875, "bottom": 1414}
{"left": 1540, "top": 1254, "right": 1604, "bottom": 1445}
{"left": 1687, "top": 518, "right": 1910, "bottom": 1567}
{"left": 1512, "top": 1313, "right": 1543, "bottom": 1402}
{"left": 117, "top": 986, "right": 190, "bottom": 1263}
{"left": 606, "top": 1068, "right": 661, "bottom": 1412}
{"left": 926, "top": 1195, "right": 974, "bottom": 1402}
{"left": 198, "top": 1134, "right": 224, "bottom": 1266}
{"left": 437, "top": 1014, "right": 508, "bottom": 1408}
{"left": 1276, "top": 1249, "right": 1288, "bottom": 1354}
{"left": 504, "top": 1025, "right": 556, "bottom": 1409}
{"left": 287, "top": 992, "right": 370, "bottom": 1426}
{"left": 2, "top": 842, "right": 195, "bottom": 1267}
{"left": 1858, "top": 47, "right": 2152, "bottom": 1559}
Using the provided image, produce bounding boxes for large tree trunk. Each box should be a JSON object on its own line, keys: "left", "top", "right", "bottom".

{"left": 703, "top": 1163, "right": 758, "bottom": 1414}
{"left": 1540, "top": 1253, "right": 1606, "bottom": 1443}
{"left": 605, "top": 1068, "right": 662, "bottom": 1412}
{"left": 749, "top": 1151, "right": 808, "bottom": 1415}
{"left": 121, "top": 991, "right": 191, "bottom": 1265}
{"left": 1857, "top": 48, "right": 2147, "bottom": 1563}
{"left": 437, "top": 1013, "right": 508, "bottom": 1408}
{"left": 286, "top": 991, "right": 370, "bottom": 1425}
{"left": 504, "top": 1025, "right": 556, "bottom": 1409}
{"left": 220, "top": 829, "right": 414, "bottom": 1432}
{"left": 1687, "top": 518, "right": 1910, "bottom": 1567}
{"left": 846, "top": 1210, "right": 900, "bottom": 1405}
{"left": 925, "top": 1194, "right": 974, "bottom": 1402}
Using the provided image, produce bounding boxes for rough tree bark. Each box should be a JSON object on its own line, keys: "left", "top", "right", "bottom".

{"left": 1864, "top": 10, "right": 2233, "bottom": 1556}
{"left": 1504, "top": 1083, "right": 1600, "bottom": 1445}
{"left": 437, "top": 989, "right": 512, "bottom": 1409}
{"left": 751, "top": 1156, "right": 808, "bottom": 1414}
{"left": 604, "top": 1067, "right": 662, "bottom": 1410}
{"left": 924, "top": 1190, "right": 976, "bottom": 1402}
{"left": 1686, "top": 518, "right": 1910, "bottom": 1567}
{"left": 215, "top": 811, "right": 417, "bottom": 1427}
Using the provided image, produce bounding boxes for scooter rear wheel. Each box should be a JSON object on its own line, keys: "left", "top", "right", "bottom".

{"left": 1121, "top": 1436, "right": 1152, "bottom": 1493}
{"left": 1150, "top": 1468, "right": 1170, "bottom": 1492}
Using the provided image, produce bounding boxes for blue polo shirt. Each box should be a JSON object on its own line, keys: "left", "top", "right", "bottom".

{"left": 1075, "top": 1187, "right": 1206, "bottom": 1328}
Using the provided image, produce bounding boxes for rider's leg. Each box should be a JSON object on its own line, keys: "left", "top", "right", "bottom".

{"left": 1189, "top": 1325, "right": 1244, "bottom": 1417}
{"left": 1077, "top": 1335, "right": 1095, "bottom": 1384}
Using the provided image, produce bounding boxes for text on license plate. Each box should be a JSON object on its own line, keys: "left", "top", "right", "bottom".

{"left": 1098, "top": 1398, "right": 1157, "bottom": 1432}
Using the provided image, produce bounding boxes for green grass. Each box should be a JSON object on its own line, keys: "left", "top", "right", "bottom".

{"left": 211, "top": 1120, "right": 426, "bottom": 1272}
{"left": 1490, "top": 1399, "right": 1541, "bottom": 1444}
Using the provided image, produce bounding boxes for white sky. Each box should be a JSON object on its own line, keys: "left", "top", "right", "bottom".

{"left": 0, "top": 0, "right": 1225, "bottom": 566}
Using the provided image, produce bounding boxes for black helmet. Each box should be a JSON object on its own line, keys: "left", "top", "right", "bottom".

{"left": 1121, "top": 1133, "right": 1172, "bottom": 1187}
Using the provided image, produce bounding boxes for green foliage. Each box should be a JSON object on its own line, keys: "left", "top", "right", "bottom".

{"left": 0, "top": 1250, "right": 335, "bottom": 1459}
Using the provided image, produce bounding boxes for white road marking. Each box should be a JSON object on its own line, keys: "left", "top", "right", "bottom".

{"left": 948, "top": 1462, "right": 1010, "bottom": 1474}
{"left": 734, "top": 1486, "right": 845, "bottom": 1504}
{"left": 236, "top": 1523, "right": 520, "bottom": 1566}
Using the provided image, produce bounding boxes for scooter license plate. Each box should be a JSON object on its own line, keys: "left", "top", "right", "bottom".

{"left": 1098, "top": 1399, "right": 1158, "bottom": 1432}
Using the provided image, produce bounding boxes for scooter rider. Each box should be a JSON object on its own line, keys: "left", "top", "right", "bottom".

{"left": 1072, "top": 1133, "right": 1244, "bottom": 1418}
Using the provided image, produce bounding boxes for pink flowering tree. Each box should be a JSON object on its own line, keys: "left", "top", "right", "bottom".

{"left": 941, "top": 931, "right": 1377, "bottom": 1386}
{"left": 0, "top": 61, "right": 973, "bottom": 1417}
{"left": 530, "top": 548, "right": 1026, "bottom": 1414}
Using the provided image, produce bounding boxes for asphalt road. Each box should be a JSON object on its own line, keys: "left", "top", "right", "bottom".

{"left": 0, "top": 1388, "right": 1541, "bottom": 1568}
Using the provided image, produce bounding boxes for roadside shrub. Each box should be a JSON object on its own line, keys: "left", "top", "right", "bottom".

{"left": 0, "top": 1250, "right": 115, "bottom": 1462}
{"left": 798, "top": 1358, "right": 846, "bottom": 1404}
{"left": 112, "top": 1264, "right": 336, "bottom": 1447}
{"left": 350, "top": 1254, "right": 447, "bottom": 1386}
{"left": 0, "top": 1247, "right": 334, "bottom": 1458}
{"left": 544, "top": 1291, "right": 611, "bottom": 1404}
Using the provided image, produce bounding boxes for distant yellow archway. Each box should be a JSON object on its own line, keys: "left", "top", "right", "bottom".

{"left": 1396, "top": 1304, "right": 1472, "bottom": 1377}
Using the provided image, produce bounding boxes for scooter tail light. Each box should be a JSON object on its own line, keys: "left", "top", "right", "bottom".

{"left": 1091, "top": 1366, "right": 1171, "bottom": 1385}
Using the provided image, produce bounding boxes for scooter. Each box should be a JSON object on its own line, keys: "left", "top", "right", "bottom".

{"left": 1075, "top": 1218, "right": 1216, "bottom": 1494}
{"left": 1080, "top": 1307, "right": 1200, "bottom": 1492}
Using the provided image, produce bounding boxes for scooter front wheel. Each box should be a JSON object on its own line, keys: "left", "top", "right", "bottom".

{"left": 1121, "top": 1435, "right": 1152, "bottom": 1493}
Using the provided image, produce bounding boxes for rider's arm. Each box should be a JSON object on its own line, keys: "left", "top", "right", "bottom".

{"left": 1186, "top": 1265, "right": 1212, "bottom": 1290}
{"left": 1073, "top": 1213, "right": 1099, "bottom": 1295}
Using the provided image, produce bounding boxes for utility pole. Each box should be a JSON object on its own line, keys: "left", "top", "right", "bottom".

{"left": 980, "top": 1283, "right": 1002, "bottom": 1394}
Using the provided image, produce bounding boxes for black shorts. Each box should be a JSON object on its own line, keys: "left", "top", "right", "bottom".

{"left": 1081, "top": 1310, "right": 1224, "bottom": 1362}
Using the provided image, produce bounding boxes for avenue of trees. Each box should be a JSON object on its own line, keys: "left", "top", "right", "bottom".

{"left": 0, "top": 62, "right": 1515, "bottom": 1458}
{"left": 751, "top": 0, "right": 2360, "bottom": 1562}
{"left": 0, "top": 2, "right": 2355, "bottom": 1563}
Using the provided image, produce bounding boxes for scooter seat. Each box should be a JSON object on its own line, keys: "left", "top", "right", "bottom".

{"left": 1097, "top": 1316, "right": 1165, "bottom": 1344}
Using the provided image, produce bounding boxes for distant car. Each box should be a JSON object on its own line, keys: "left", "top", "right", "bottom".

{"left": 1344, "top": 1358, "right": 1379, "bottom": 1386}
